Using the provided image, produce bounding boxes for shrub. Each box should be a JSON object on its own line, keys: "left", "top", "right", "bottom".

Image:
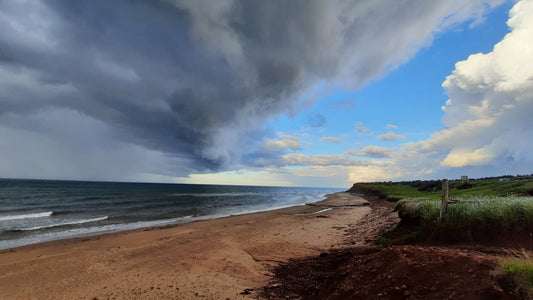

{"left": 394, "top": 198, "right": 439, "bottom": 222}
{"left": 497, "top": 250, "right": 533, "bottom": 298}
{"left": 456, "top": 182, "right": 473, "bottom": 190}
{"left": 401, "top": 230, "right": 421, "bottom": 243}
{"left": 375, "top": 236, "right": 392, "bottom": 248}
{"left": 348, "top": 183, "right": 388, "bottom": 199}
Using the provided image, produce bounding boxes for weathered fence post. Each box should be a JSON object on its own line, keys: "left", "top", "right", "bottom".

{"left": 439, "top": 179, "right": 449, "bottom": 222}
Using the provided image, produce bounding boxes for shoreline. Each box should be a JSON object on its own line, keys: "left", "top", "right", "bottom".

{"left": 0, "top": 192, "right": 371, "bottom": 299}
{"left": 0, "top": 190, "right": 341, "bottom": 251}
{"left": 0, "top": 192, "right": 336, "bottom": 253}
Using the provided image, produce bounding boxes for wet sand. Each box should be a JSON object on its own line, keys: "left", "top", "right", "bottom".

{"left": 0, "top": 192, "right": 370, "bottom": 299}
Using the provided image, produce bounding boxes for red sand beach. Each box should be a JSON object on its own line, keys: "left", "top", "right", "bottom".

{"left": 0, "top": 192, "right": 372, "bottom": 299}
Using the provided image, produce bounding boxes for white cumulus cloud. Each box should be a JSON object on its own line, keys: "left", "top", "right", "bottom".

{"left": 438, "top": 0, "right": 533, "bottom": 169}
{"left": 361, "top": 0, "right": 533, "bottom": 183}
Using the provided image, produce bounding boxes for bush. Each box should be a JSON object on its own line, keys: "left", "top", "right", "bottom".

{"left": 456, "top": 182, "right": 473, "bottom": 190}
{"left": 401, "top": 230, "right": 421, "bottom": 244}
{"left": 496, "top": 250, "right": 533, "bottom": 298}
{"left": 394, "top": 198, "right": 439, "bottom": 222}
{"left": 348, "top": 184, "right": 388, "bottom": 199}
{"left": 375, "top": 236, "right": 392, "bottom": 248}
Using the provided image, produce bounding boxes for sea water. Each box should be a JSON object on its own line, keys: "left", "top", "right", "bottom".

{"left": 0, "top": 179, "right": 341, "bottom": 250}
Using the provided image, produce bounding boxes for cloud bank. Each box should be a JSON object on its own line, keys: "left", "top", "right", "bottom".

{"left": 439, "top": 0, "right": 533, "bottom": 170}
{"left": 0, "top": 0, "right": 505, "bottom": 182}
{"left": 346, "top": 146, "right": 394, "bottom": 159}
{"left": 359, "top": 0, "right": 533, "bottom": 182}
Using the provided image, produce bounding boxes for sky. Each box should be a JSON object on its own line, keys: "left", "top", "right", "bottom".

{"left": 0, "top": 0, "right": 532, "bottom": 188}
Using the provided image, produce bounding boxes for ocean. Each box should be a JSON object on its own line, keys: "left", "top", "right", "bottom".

{"left": 0, "top": 179, "right": 341, "bottom": 250}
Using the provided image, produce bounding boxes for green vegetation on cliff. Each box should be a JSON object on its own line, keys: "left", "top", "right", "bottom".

{"left": 348, "top": 177, "right": 533, "bottom": 202}
{"left": 349, "top": 176, "right": 533, "bottom": 245}
{"left": 395, "top": 196, "right": 533, "bottom": 228}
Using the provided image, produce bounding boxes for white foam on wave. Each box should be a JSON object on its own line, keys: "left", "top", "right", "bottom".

{"left": 0, "top": 189, "right": 341, "bottom": 250}
{"left": 17, "top": 216, "right": 109, "bottom": 231}
{"left": 0, "top": 211, "right": 53, "bottom": 222}
{"left": 0, "top": 215, "right": 201, "bottom": 250}
{"left": 171, "top": 192, "right": 258, "bottom": 197}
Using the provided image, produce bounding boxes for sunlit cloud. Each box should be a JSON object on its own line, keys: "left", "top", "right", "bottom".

{"left": 376, "top": 132, "right": 407, "bottom": 141}
{"left": 265, "top": 135, "right": 302, "bottom": 151}
{"left": 348, "top": 164, "right": 399, "bottom": 183}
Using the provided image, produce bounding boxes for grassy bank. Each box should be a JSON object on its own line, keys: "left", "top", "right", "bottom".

{"left": 350, "top": 178, "right": 533, "bottom": 247}
{"left": 350, "top": 179, "right": 533, "bottom": 228}
{"left": 395, "top": 196, "right": 533, "bottom": 229}
{"left": 349, "top": 179, "right": 533, "bottom": 202}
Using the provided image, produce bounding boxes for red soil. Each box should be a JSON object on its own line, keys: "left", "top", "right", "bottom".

{"left": 262, "top": 196, "right": 526, "bottom": 300}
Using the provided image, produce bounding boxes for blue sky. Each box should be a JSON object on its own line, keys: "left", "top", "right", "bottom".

{"left": 1, "top": 0, "right": 532, "bottom": 188}
{"left": 274, "top": 1, "right": 514, "bottom": 154}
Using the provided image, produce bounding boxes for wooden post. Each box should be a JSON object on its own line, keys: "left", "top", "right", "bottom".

{"left": 439, "top": 179, "right": 449, "bottom": 222}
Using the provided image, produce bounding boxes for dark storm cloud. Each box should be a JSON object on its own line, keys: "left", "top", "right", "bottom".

{"left": 0, "top": 0, "right": 503, "bottom": 179}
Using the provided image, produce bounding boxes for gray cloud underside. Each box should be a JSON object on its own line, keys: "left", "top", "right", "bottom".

{"left": 345, "top": 145, "right": 394, "bottom": 158}
{"left": 0, "top": 0, "right": 504, "bottom": 180}
{"left": 376, "top": 132, "right": 407, "bottom": 141}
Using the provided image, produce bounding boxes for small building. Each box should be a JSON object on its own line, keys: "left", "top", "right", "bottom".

{"left": 461, "top": 176, "right": 469, "bottom": 183}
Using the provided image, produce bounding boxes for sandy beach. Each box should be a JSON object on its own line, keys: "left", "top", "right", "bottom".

{"left": 0, "top": 192, "right": 372, "bottom": 299}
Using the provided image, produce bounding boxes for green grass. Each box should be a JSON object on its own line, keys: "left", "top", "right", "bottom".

{"left": 497, "top": 250, "right": 533, "bottom": 297}
{"left": 351, "top": 179, "right": 533, "bottom": 244}
{"left": 349, "top": 183, "right": 441, "bottom": 201}
{"left": 371, "top": 184, "right": 440, "bottom": 200}
{"left": 449, "top": 180, "right": 533, "bottom": 198}
{"left": 350, "top": 179, "right": 533, "bottom": 202}
{"left": 394, "top": 198, "right": 440, "bottom": 221}
{"left": 395, "top": 196, "right": 533, "bottom": 227}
